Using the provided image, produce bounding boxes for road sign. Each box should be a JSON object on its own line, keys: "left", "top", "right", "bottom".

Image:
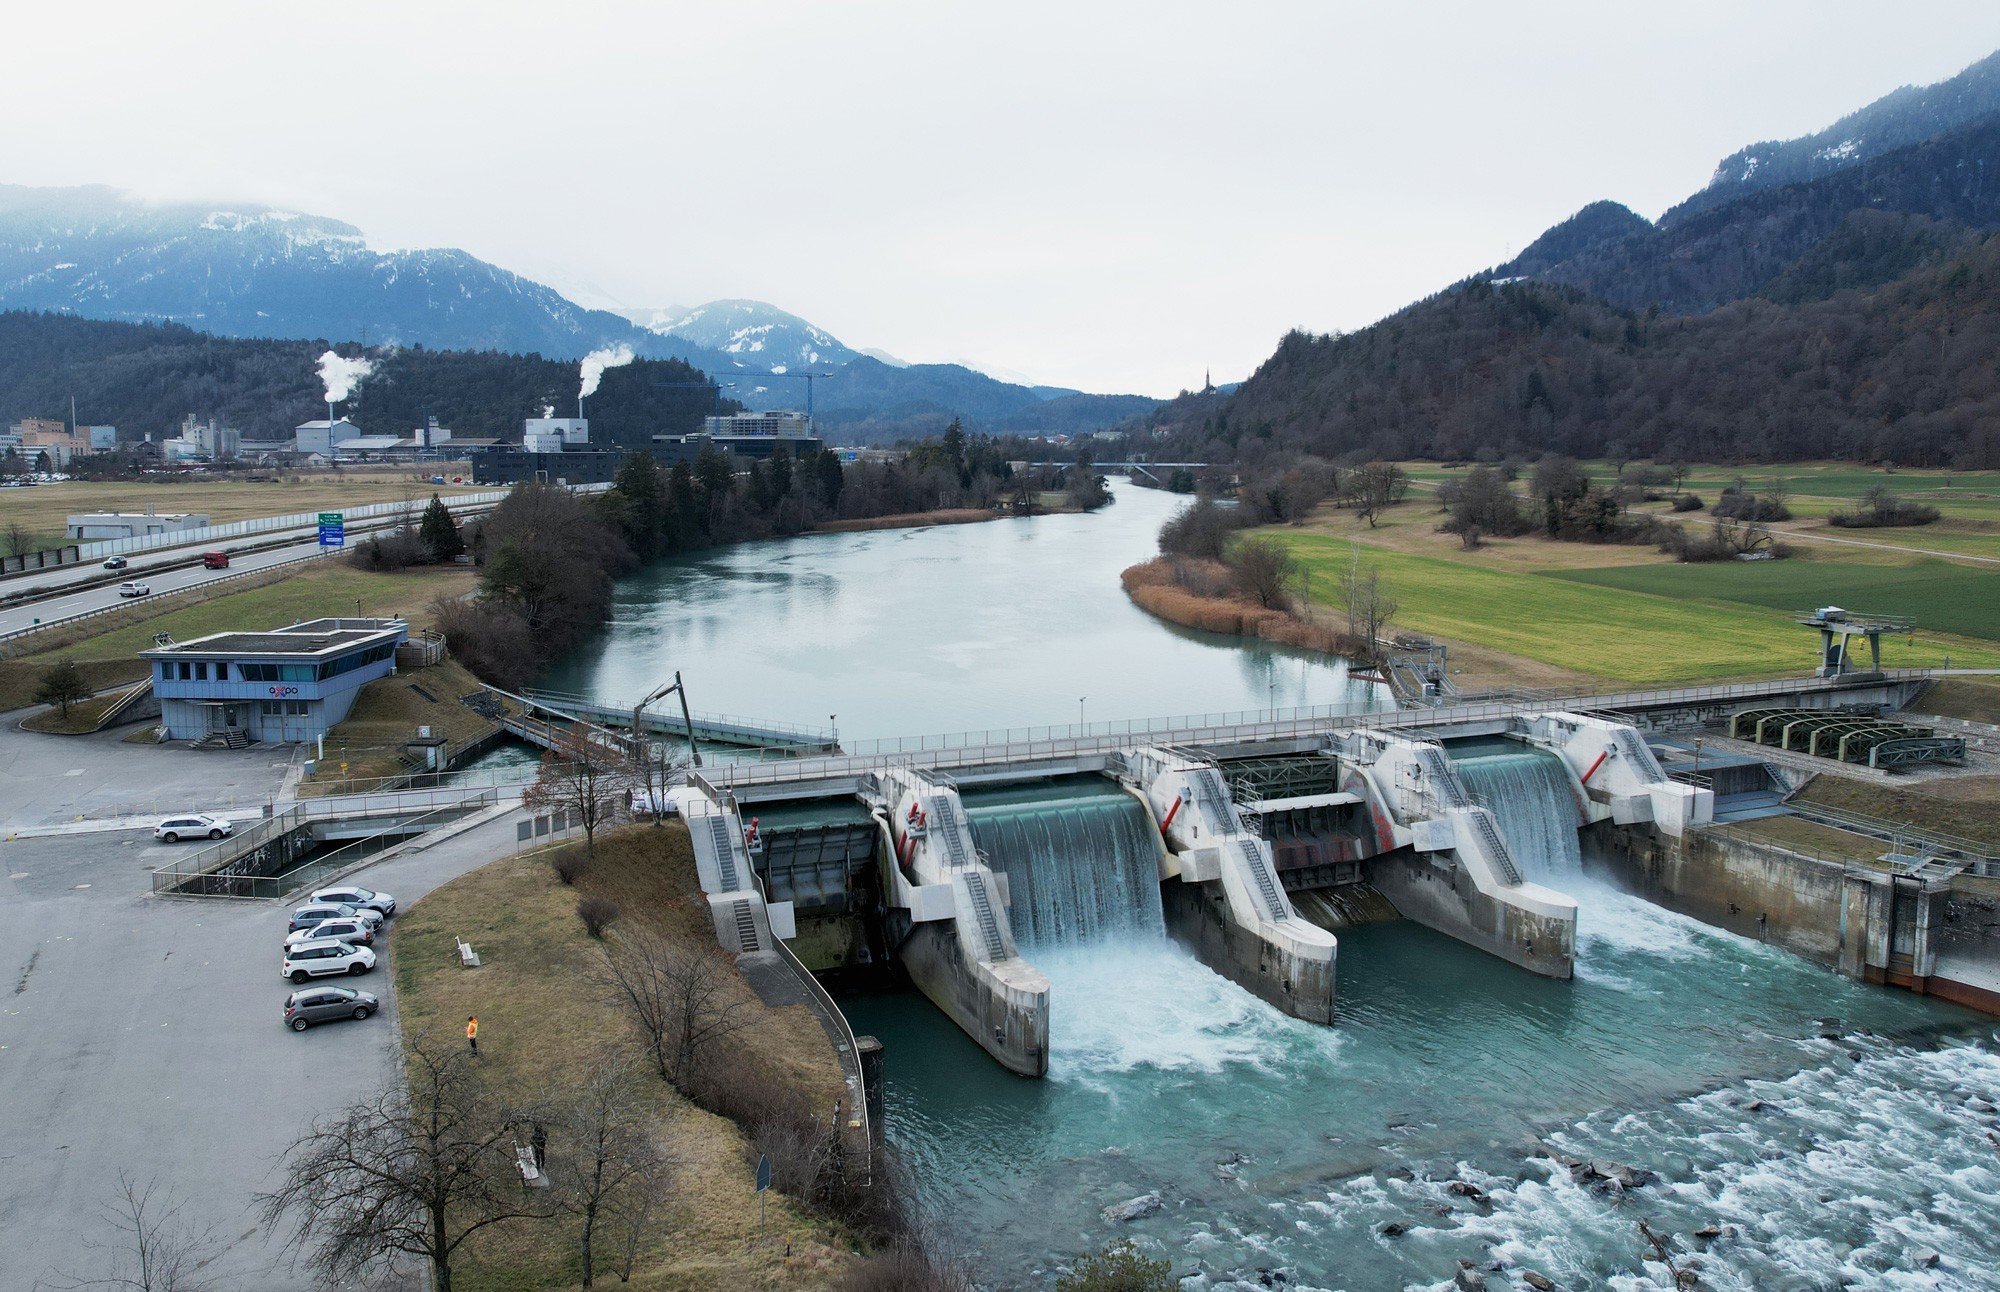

{"left": 317, "top": 511, "right": 345, "bottom": 549}
{"left": 755, "top": 1152, "right": 771, "bottom": 1230}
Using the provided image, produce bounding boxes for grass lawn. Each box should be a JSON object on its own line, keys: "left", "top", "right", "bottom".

{"left": 1549, "top": 558, "right": 2000, "bottom": 644}
{"left": 391, "top": 825, "right": 853, "bottom": 1290}
{"left": 1264, "top": 531, "right": 2000, "bottom": 685}
{"left": 1912, "top": 679, "right": 2000, "bottom": 726}
{"left": 304, "top": 657, "right": 504, "bottom": 790}
{"left": 0, "top": 563, "right": 474, "bottom": 711}
{"left": 1794, "top": 774, "right": 2000, "bottom": 850}
{"left": 0, "top": 471, "right": 485, "bottom": 546}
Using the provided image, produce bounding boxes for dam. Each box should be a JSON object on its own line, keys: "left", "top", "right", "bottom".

{"left": 657, "top": 673, "right": 1976, "bottom": 1074}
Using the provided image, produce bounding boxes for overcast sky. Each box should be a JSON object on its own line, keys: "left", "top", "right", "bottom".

{"left": 8, "top": 2, "right": 2000, "bottom": 396}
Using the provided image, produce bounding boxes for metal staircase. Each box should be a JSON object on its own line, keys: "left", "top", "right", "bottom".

{"left": 962, "top": 874, "right": 1006, "bottom": 959}
{"left": 1234, "top": 839, "right": 1288, "bottom": 921}
{"left": 706, "top": 816, "right": 741, "bottom": 888}
{"left": 929, "top": 795, "right": 973, "bottom": 868}
{"left": 730, "top": 899, "right": 761, "bottom": 951}
{"left": 1466, "top": 808, "right": 1525, "bottom": 885}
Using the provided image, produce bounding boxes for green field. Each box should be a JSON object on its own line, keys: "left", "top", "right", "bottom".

{"left": 1553, "top": 559, "right": 2000, "bottom": 643}
{"left": 1270, "top": 532, "right": 2000, "bottom": 684}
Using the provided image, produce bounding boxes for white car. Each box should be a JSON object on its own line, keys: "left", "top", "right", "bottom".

{"left": 284, "top": 918, "right": 376, "bottom": 951}
{"left": 282, "top": 938, "right": 377, "bottom": 983}
{"left": 155, "top": 814, "right": 233, "bottom": 843}
{"left": 310, "top": 885, "right": 397, "bottom": 918}
{"left": 116, "top": 581, "right": 151, "bottom": 598}
{"left": 288, "top": 902, "right": 384, "bottom": 933}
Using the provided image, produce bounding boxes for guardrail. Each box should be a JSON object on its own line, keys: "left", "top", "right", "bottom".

{"left": 75, "top": 490, "right": 514, "bottom": 560}
{"left": 705, "top": 673, "right": 1936, "bottom": 789}
{"left": 0, "top": 548, "right": 335, "bottom": 650}
{"left": 151, "top": 789, "right": 498, "bottom": 899}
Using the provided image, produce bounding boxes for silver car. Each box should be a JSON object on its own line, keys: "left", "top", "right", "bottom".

{"left": 284, "top": 918, "right": 375, "bottom": 951}
{"left": 283, "top": 985, "right": 379, "bottom": 1031}
{"left": 288, "top": 902, "right": 383, "bottom": 934}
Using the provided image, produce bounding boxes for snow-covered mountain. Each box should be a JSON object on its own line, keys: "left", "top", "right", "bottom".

{"left": 620, "top": 298, "right": 864, "bottom": 373}
{"left": 0, "top": 184, "right": 664, "bottom": 360}
{"left": 0, "top": 183, "right": 1157, "bottom": 440}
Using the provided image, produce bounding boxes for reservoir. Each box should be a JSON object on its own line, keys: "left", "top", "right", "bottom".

{"left": 550, "top": 484, "right": 2000, "bottom": 1289}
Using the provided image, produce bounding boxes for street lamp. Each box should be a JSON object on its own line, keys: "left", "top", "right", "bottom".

{"left": 1079, "top": 697, "right": 1086, "bottom": 730}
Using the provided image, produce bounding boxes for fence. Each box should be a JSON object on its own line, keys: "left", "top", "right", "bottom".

{"left": 151, "top": 789, "right": 499, "bottom": 898}
{"left": 707, "top": 672, "right": 1936, "bottom": 790}
{"left": 1, "top": 545, "right": 82, "bottom": 574}
{"left": 0, "top": 548, "right": 335, "bottom": 651}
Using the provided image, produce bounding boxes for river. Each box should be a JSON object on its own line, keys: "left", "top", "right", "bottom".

{"left": 549, "top": 483, "right": 2000, "bottom": 1290}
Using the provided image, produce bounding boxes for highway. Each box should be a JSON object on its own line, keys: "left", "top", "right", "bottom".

{"left": 0, "top": 533, "right": 344, "bottom": 637}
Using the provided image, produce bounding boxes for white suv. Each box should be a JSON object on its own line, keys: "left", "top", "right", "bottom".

{"left": 156, "top": 814, "right": 233, "bottom": 843}
{"left": 281, "top": 938, "right": 377, "bottom": 983}
{"left": 284, "top": 918, "right": 375, "bottom": 951}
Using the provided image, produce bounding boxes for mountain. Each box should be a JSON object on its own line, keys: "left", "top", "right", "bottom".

{"left": 623, "top": 299, "right": 864, "bottom": 372}
{"left": 805, "top": 356, "right": 1158, "bottom": 442}
{"left": 0, "top": 184, "right": 1157, "bottom": 443}
{"left": 0, "top": 184, "right": 674, "bottom": 362}
{"left": 1160, "top": 48, "right": 2000, "bottom": 471}
{"left": 1674, "top": 50, "right": 2000, "bottom": 219}
{"left": 1481, "top": 115, "right": 2000, "bottom": 313}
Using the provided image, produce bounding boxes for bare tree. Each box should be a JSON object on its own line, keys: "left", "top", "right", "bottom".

{"left": 4, "top": 517, "right": 38, "bottom": 558}
{"left": 523, "top": 724, "right": 634, "bottom": 864}
{"left": 1228, "top": 537, "right": 1300, "bottom": 611}
{"left": 598, "top": 928, "right": 750, "bottom": 1092}
{"left": 1341, "top": 548, "right": 1398, "bottom": 654}
{"left": 558, "top": 1059, "right": 676, "bottom": 1288}
{"left": 628, "top": 740, "right": 689, "bottom": 829}
{"left": 1638, "top": 1220, "right": 1699, "bottom": 1289}
{"left": 257, "top": 1037, "right": 556, "bottom": 1292}
{"left": 39, "top": 1171, "right": 219, "bottom": 1292}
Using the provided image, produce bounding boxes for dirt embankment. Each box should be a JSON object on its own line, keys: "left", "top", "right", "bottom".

{"left": 813, "top": 507, "right": 997, "bottom": 533}
{"left": 1121, "top": 556, "right": 1376, "bottom": 658}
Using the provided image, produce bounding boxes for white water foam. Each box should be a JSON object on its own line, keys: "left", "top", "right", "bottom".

{"left": 1276, "top": 1037, "right": 2000, "bottom": 1291}
{"left": 1037, "top": 941, "right": 1343, "bottom": 1084}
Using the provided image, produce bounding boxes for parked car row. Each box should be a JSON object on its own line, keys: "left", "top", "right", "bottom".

{"left": 280, "top": 885, "right": 398, "bottom": 1032}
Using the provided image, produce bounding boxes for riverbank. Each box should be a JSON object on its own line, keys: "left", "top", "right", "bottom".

{"left": 813, "top": 506, "right": 997, "bottom": 533}
{"left": 1120, "top": 555, "right": 1374, "bottom": 659}
{"left": 390, "top": 824, "right": 857, "bottom": 1288}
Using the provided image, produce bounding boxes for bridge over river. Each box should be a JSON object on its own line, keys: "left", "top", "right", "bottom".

{"left": 654, "top": 669, "right": 1942, "bottom": 1075}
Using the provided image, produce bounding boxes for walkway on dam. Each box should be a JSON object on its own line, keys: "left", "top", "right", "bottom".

{"left": 707, "top": 671, "right": 1933, "bottom": 790}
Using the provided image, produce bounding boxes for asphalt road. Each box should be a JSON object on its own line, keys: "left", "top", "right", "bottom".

{"left": 0, "top": 809, "right": 526, "bottom": 1292}
{"left": 0, "top": 495, "right": 504, "bottom": 638}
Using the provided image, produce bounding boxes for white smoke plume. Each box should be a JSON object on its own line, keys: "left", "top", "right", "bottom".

{"left": 577, "top": 344, "right": 635, "bottom": 400}
{"left": 317, "top": 349, "right": 375, "bottom": 404}
{"left": 540, "top": 403, "right": 555, "bottom": 420}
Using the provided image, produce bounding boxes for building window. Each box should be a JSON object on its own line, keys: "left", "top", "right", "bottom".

{"left": 240, "top": 663, "right": 280, "bottom": 682}
{"left": 177, "top": 662, "right": 192, "bottom": 681}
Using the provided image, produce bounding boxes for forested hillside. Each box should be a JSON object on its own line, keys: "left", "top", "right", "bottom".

{"left": 1483, "top": 116, "right": 2000, "bottom": 313}
{"left": 1158, "top": 232, "right": 2000, "bottom": 469}
{"left": 0, "top": 311, "right": 722, "bottom": 444}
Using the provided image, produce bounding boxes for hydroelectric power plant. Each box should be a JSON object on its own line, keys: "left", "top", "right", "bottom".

{"left": 551, "top": 488, "right": 2000, "bottom": 1286}
{"left": 667, "top": 693, "right": 1764, "bottom": 1073}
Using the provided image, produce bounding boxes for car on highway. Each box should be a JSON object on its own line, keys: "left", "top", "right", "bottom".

{"left": 155, "top": 813, "right": 233, "bottom": 843}
{"left": 284, "top": 918, "right": 375, "bottom": 950}
{"left": 288, "top": 901, "right": 384, "bottom": 933}
{"left": 200, "top": 551, "right": 230, "bottom": 569}
{"left": 102, "top": 556, "right": 128, "bottom": 570}
{"left": 310, "top": 885, "right": 397, "bottom": 918}
{"left": 281, "top": 938, "right": 377, "bottom": 983}
{"left": 283, "top": 985, "right": 380, "bottom": 1031}
{"left": 116, "top": 580, "right": 151, "bottom": 598}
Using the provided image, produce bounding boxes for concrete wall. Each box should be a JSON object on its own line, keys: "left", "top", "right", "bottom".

{"left": 1367, "top": 848, "right": 1577, "bottom": 979}
{"left": 1161, "top": 877, "right": 1338, "bottom": 1022}
{"left": 897, "top": 919, "right": 1049, "bottom": 1077}
{"left": 1586, "top": 821, "right": 2000, "bottom": 1016}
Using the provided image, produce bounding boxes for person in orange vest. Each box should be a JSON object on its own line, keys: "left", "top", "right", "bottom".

{"left": 466, "top": 1015, "right": 479, "bottom": 1054}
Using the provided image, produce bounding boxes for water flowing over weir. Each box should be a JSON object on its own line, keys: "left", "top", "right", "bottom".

{"left": 962, "top": 781, "right": 1166, "bottom": 948}
{"left": 1452, "top": 743, "right": 1584, "bottom": 883}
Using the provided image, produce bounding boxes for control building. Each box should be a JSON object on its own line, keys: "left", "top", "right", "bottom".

{"left": 142, "top": 617, "right": 408, "bottom": 744}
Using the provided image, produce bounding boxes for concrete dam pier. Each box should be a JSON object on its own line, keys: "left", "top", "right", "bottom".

{"left": 669, "top": 698, "right": 1721, "bottom": 1074}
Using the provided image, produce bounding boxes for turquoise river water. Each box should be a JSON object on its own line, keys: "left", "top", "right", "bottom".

{"left": 549, "top": 484, "right": 2000, "bottom": 1290}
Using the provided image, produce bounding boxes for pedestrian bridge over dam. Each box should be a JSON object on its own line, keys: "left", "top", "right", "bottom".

{"left": 665, "top": 672, "right": 1933, "bottom": 1076}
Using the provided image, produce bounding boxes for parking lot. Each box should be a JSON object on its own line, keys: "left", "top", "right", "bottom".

{"left": 0, "top": 717, "right": 302, "bottom": 836}
{"left": 0, "top": 810, "right": 523, "bottom": 1291}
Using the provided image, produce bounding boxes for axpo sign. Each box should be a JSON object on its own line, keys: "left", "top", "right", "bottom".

{"left": 267, "top": 685, "right": 300, "bottom": 698}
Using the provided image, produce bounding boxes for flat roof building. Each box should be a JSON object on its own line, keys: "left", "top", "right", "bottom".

{"left": 67, "top": 510, "right": 211, "bottom": 541}
{"left": 141, "top": 617, "right": 408, "bottom": 745}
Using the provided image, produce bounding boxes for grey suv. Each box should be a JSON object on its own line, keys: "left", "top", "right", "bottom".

{"left": 284, "top": 985, "right": 379, "bottom": 1031}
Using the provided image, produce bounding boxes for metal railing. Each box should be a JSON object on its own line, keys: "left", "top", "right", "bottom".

{"left": 150, "top": 790, "right": 498, "bottom": 898}
{"left": 73, "top": 490, "right": 517, "bottom": 560}
{"left": 1784, "top": 799, "right": 2000, "bottom": 873}
{"left": 0, "top": 549, "right": 335, "bottom": 649}
{"left": 520, "top": 688, "right": 835, "bottom": 744}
